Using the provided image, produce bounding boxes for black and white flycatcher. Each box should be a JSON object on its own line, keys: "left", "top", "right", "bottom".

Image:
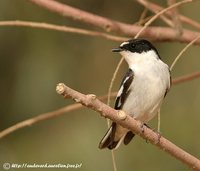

{"left": 99, "top": 39, "right": 171, "bottom": 150}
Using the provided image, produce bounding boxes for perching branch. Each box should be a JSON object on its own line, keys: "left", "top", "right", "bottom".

{"left": 0, "top": 72, "right": 199, "bottom": 139}
{"left": 56, "top": 83, "right": 200, "bottom": 171}
{"left": 29, "top": 0, "right": 200, "bottom": 45}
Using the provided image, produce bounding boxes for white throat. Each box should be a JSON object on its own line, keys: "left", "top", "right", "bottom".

{"left": 120, "top": 50, "right": 159, "bottom": 68}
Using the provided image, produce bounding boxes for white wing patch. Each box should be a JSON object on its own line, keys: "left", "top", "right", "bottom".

{"left": 116, "top": 77, "right": 129, "bottom": 108}
{"left": 117, "top": 76, "right": 129, "bottom": 96}
{"left": 115, "top": 69, "right": 134, "bottom": 109}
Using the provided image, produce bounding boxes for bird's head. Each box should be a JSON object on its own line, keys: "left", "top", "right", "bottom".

{"left": 112, "top": 39, "right": 160, "bottom": 66}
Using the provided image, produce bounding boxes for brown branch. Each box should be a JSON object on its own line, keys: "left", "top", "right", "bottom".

{"left": 56, "top": 83, "right": 200, "bottom": 170}
{"left": 172, "top": 71, "right": 200, "bottom": 84}
{"left": 170, "top": 35, "right": 200, "bottom": 70}
{"left": 0, "top": 104, "right": 81, "bottom": 139}
{"left": 29, "top": 0, "right": 200, "bottom": 45}
{"left": 0, "top": 20, "right": 127, "bottom": 42}
{"left": 135, "top": 0, "right": 190, "bottom": 39}
{"left": 0, "top": 72, "right": 199, "bottom": 139}
{"left": 136, "top": 0, "right": 200, "bottom": 30}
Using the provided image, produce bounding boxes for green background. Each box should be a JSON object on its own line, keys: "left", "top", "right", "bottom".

{"left": 0, "top": 0, "right": 200, "bottom": 171}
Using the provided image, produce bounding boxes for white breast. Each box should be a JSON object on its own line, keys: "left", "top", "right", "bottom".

{"left": 121, "top": 50, "right": 170, "bottom": 123}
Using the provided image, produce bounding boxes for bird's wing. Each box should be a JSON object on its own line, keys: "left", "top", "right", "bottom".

{"left": 114, "top": 68, "right": 134, "bottom": 110}
{"left": 99, "top": 68, "right": 134, "bottom": 149}
{"left": 164, "top": 69, "right": 172, "bottom": 98}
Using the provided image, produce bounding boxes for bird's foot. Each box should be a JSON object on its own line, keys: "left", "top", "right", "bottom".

{"left": 140, "top": 122, "right": 145, "bottom": 134}
{"left": 155, "top": 131, "right": 162, "bottom": 144}
{"left": 150, "top": 127, "right": 162, "bottom": 144}
{"left": 140, "top": 123, "right": 150, "bottom": 143}
{"left": 140, "top": 124, "right": 162, "bottom": 144}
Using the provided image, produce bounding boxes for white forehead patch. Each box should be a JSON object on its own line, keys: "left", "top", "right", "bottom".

{"left": 120, "top": 41, "right": 129, "bottom": 47}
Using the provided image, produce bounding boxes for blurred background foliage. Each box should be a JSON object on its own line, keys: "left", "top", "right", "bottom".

{"left": 0, "top": 0, "right": 199, "bottom": 171}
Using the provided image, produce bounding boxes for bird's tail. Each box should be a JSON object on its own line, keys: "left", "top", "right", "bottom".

{"left": 99, "top": 122, "right": 135, "bottom": 150}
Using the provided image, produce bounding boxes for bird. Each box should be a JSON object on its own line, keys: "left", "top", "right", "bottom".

{"left": 99, "top": 39, "right": 171, "bottom": 150}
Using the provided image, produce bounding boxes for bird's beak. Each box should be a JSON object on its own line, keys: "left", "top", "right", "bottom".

{"left": 112, "top": 47, "right": 123, "bottom": 52}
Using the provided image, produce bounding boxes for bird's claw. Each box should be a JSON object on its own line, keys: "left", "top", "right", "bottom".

{"left": 140, "top": 122, "right": 145, "bottom": 134}
{"left": 155, "top": 131, "right": 162, "bottom": 144}
{"left": 140, "top": 123, "right": 150, "bottom": 143}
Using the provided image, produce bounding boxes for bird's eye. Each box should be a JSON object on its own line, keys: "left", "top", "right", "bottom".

{"left": 131, "top": 44, "right": 135, "bottom": 48}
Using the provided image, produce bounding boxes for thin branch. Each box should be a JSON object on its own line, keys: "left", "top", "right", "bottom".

{"left": 111, "top": 151, "right": 117, "bottom": 171}
{"left": 135, "top": 9, "right": 174, "bottom": 28}
{"left": 0, "top": 92, "right": 117, "bottom": 139}
{"left": 0, "top": 104, "right": 81, "bottom": 139}
{"left": 56, "top": 83, "right": 200, "bottom": 170}
{"left": 153, "top": 14, "right": 174, "bottom": 27}
{"left": 134, "top": 16, "right": 152, "bottom": 26}
{"left": 107, "top": 57, "right": 124, "bottom": 106}
{"left": 135, "top": 0, "right": 192, "bottom": 38}
{"left": 29, "top": 0, "right": 200, "bottom": 45}
{"left": 157, "top": 109, "right": 161, "bottom": 132}
{"left": 0, "top": 20, "right": 127, "bottom": 42}
{"left": 137, "top": 7, "right": 148, "bottom": 25}
{"left": 172, "top": 71, "right": 200, "bottom": 84}
{"left": 170, "top": 35, "right": 200, "bottom": 70}
{"left": 136, "top": 0, "right": 200, "bottom": 30}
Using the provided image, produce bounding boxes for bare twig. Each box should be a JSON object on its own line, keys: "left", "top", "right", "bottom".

{"left": 0, "top": 20, "right": 127, "bottom": 42}
{"left": 135, "top": 0, "right": 192, "bottom": 38}
{"left": 135, "top": 9, "right": 174, "bottom": 28}
{"left": 170, "top": 35, "right": 200, "bottom": 70}
{"left": 157, "top": 109, "right": 161, "bottom": 132}
{"left": 29, "top": 0, "right": 200, "bottom": 45}
{"left": 0, "top": 72, "right": 199, "bottom": 139}
{"left": 56, "top": 83, "right": 200, "bottom": 170}
{"left": 0, "top": 104, "right": 81, "bottom": 138}
{"left": 0, "top": 104, "right": 81, "bottom": 139}
{"left": 154, "top": 14, "right": 174, "bottom": 27}
{"left": 136, "top": 3, "right": 174, "bottom": 27}
{"left": 137, "top": 7, "right": 148, "bottom": 26}
{"left": 136, "top": 0, "right": 200, "bottom": 30}
{"left": 134, "top": 16, "right": 151, "bottom": 26}
{"left": 111, "top": 151, "right": 117, "bottom": 171}
{"left": 172, "top": 71, "right": 200, "bottom": 84}
{"left": 0, "top": 92, "right": 117, "bottom": 139}
{"left": 107, "top": 57, "right": 124, "bottom": 106}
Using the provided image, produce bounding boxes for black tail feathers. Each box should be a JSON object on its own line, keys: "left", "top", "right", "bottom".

{"left": 99, "top": 123, "right": 135, "bottom": 150}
